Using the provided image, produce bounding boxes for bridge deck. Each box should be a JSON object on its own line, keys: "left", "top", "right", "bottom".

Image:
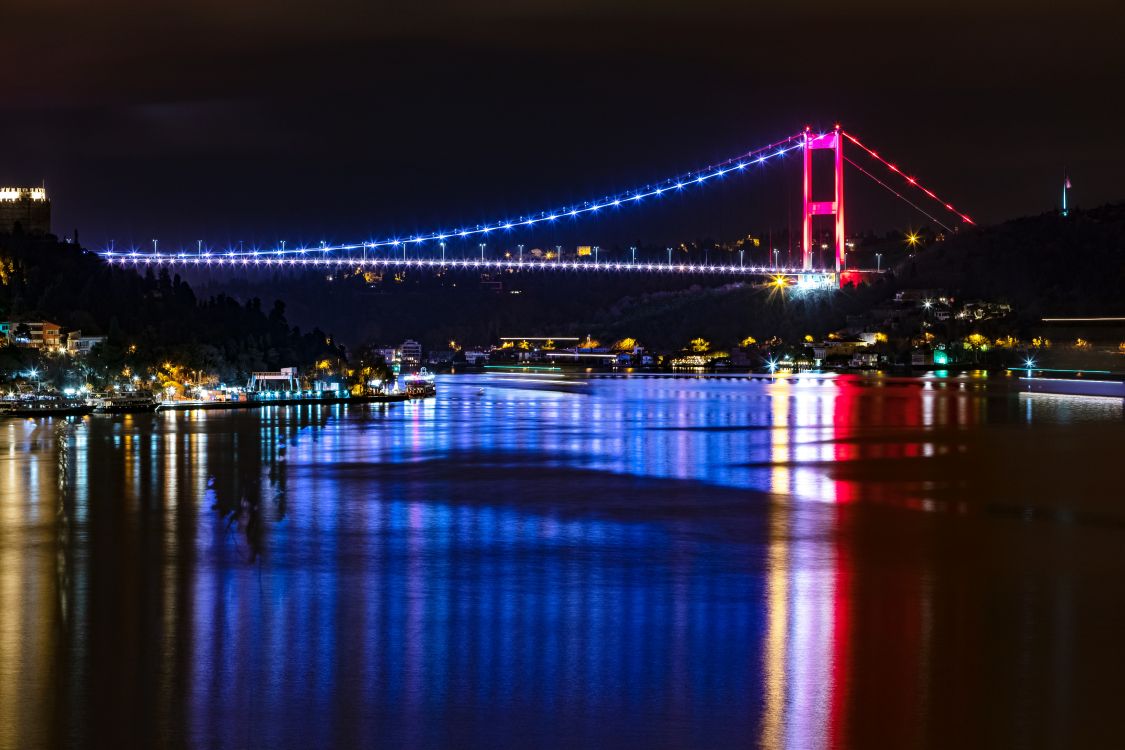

{"left": 102, "top": 253, "right": 881, "bottom": 277}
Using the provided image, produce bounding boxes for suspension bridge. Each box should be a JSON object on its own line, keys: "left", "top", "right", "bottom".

{"left": 99, "top": 125, "right": 974, "bottom": 288}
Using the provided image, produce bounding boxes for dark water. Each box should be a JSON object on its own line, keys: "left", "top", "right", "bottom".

{"left": 1, "top": 374, "right": 1123, "bottom": 749}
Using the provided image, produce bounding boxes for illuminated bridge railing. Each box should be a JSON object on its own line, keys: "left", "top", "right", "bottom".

{"left": 102, "top": 253, "right": 861, "bottom": 278}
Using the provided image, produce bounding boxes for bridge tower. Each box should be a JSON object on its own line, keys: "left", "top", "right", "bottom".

{"left": 801, "top": 125, "right": 845, "bottom": 272}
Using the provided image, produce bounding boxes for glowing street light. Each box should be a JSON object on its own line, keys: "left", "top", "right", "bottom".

{"left": 905, "top": 231, "right": 921, "bottom": 248}
{"left": 876, "top": 252, "right": 883, "bottom": 271}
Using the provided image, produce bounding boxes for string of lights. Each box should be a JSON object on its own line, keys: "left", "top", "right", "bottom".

{"left": 843, "top": 156, "right": 954, "bottom": 234}
{"left": 102, "top": 131, "right": 806, "bottom": 260}
{"left": 841, "top": 131, "right": 975, "bottom": 225}
{"left": 104, "top": 254, "right": 842, "bottom": 277}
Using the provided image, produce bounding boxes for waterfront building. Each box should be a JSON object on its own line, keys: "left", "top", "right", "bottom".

{"left": 247, "top": 367, "right": 300, "bottom": 391}
{"left": 66, "top": 333, "right": 108, "bottom": 356}
{"left": 0, "top": 186, "right": 51, "bottom": 234}
{"left": 462, "top": 349, "right": 490, "bottom": 365}
{"left": 0, "top": 320, "right": 62, "bottom": 350}
{"left": 399, "top": 339, "right": 422, "bottom": 369}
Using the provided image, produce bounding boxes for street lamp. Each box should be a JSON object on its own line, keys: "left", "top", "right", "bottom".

{"left": 876, "top": 252, "right": 883, "bottom": 271}
{"left": 440, "top": 242, "right": 446, "bottom": 265}
{"left": 594, "top": 245, "right": 599, "bottom": 265}
{"left": 518, "top": 244, "right": 523, "bottom": 263}
{"left": 479, "top": 243, "right": 486, "bottom": 261}
{"left": 773, "top": 248, "right": 780, "bottom": 268}
{"left": 631, "top": 246, "right": 637, "bottom": 264}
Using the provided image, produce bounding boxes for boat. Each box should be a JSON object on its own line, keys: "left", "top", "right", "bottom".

{"left": 0, "top": 398, "right": 93, "bottom": 417}
{"left": 402, "top": 370, "right": 437, "bottom": 398}
{"left": 89, "top": 391, "right": 162, "bottom": 413}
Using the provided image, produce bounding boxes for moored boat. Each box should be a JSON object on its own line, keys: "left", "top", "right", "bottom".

{"left": 90, "top": 391, "right": 162, "bottom": 413}
{"left": 0, "top": 398, "right": 94, "bottom": 417}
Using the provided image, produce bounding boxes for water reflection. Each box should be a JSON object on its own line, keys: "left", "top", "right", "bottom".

{"left": 0, "top": 376, "right": 1122, "bottom": 748}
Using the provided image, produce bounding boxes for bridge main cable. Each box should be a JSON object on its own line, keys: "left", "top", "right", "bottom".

{"left": 101, "top": 131, "right": 806, "bottom": 263}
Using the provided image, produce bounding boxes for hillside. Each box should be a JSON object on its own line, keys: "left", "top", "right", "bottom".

{"left": 897, "top": 203, "right": 1125, "bottom": 317}
{"left": 0, "top": 230, "right": 342, "bottom": 383}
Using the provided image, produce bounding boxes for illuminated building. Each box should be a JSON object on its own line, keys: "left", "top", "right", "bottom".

{"left": 399, "top": 339, "right": 422, "bottom": 369}
{"left": 0, "top": 186, "right": 50, "bottom": 235}
{"left": 0, "top": 320, "right": 61, "bottom": 350}
{"left": 66, "top": 332, "right": 108, "bottom": 356}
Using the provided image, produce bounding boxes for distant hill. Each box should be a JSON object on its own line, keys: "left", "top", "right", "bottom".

{"left": 895, "top": 203, "right": 1125, "bottom": 317}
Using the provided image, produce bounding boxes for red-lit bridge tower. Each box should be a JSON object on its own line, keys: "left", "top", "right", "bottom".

{"left": 802, "top": 125, "right": 845, "bottom": 273}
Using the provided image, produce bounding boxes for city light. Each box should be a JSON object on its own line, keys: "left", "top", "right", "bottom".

{"left": 906, "top": 232, "right": 921, "bottom": 248}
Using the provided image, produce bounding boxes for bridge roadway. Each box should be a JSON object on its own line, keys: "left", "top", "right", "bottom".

{"left": 101, "top": 253, "right": 880, "bottom": 280}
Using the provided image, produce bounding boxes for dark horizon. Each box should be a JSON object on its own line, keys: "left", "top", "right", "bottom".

{"left": 3, "top": 1, "right": 1123, "bottom": 247}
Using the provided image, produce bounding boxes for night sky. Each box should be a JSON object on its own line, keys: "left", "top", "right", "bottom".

{"left": 3, "top": 1, "right": 1122, "bottom": 249}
